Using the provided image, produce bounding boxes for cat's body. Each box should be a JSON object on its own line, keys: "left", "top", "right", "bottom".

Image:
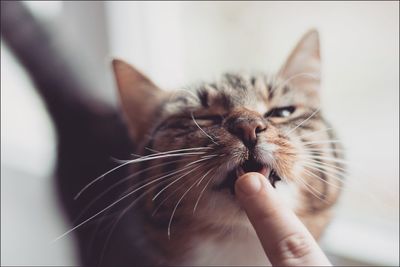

{"left": 1, "top": 6, "right": 343, "bottom": 264}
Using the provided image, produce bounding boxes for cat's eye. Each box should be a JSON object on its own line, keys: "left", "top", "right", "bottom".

{"left": 193, "top": 115, "right": 224, "bottom": 124}
{"left": 265, "top": 106, "right": 296, "bottom": 118}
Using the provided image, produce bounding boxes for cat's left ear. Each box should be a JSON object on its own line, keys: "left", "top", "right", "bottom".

{"left": 278, "top": 29, "right": 321, "bottom": 91}
{"left": 112, "top": 59, "right": 166, "bottom": 143}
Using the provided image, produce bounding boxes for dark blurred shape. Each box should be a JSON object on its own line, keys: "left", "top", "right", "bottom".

{"left": 1, "top": 1, "right": 146, "bottom": 266}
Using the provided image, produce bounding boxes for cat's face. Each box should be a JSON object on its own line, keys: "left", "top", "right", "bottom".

{"left": 113, "top": 30, "right": 343, "bottom": 237}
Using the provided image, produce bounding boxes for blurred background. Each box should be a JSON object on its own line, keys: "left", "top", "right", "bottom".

{"left": 1, "top": 1, "right": 399, "bottom": 266}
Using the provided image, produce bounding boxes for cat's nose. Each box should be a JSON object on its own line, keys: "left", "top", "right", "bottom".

{"left": 232, "top": 120, "right": 266, "bottom": 147}
{"left": 226, "top": 112, "right": 267, "bottom": 148}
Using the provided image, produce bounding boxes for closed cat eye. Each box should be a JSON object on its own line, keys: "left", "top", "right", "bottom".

{"left": 194, "top": 115, "right": 224, "bottom": 123}
{"left": 264, "top": 106, "right": 296, "bottom": 118}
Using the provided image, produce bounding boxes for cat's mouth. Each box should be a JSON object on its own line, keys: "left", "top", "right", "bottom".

{"left": 215, "top": 159, "right": 281, "bottom": 194}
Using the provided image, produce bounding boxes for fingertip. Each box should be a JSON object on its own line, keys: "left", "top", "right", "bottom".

{"left": 235, "top": 172, "right": 266, "bottom": 197}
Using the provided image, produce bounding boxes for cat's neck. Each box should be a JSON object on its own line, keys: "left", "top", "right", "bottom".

{"left": 143, "top": 214, "right": 270, "bottom": 266}
{"left": 179, "top": 225, "right": 270, "bottom": 266}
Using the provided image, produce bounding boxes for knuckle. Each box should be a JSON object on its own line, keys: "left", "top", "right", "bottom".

{"left": 277, "top": 233, "right": 313, "bottom": 263}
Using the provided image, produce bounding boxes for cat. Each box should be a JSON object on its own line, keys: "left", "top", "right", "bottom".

{"left": 1, "top": 5, "right": 343, "bottom": 263}
{"left": 102, "top": 29, "right": 344, "bottom": 266}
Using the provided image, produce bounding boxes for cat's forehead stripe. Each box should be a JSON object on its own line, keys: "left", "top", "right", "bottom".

{"left": 197, "top": 88, "right": 209, "bottom": 108}
{"left": 223, "top": 73, "right": 249, "bottom": 91}
{"left": 166, "top": 72, "right": 317, "bottom": 117}
{"left": 165, "top": 74, "right": 266, "bottom": 115}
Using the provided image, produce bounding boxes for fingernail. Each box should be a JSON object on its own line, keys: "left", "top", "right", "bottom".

{"left": 237, "top": 173, "right": 263, "bottom": 195}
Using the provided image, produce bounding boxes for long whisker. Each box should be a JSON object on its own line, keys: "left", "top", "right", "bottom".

{"left": 52, "top": 160, "right": 209, "bottom": 242}
{"left": 196, "top": 168, "right": 214, "bottom": 186}
{"left": 193, "top": 170, "right": 216, "bottom": 213}
{"left": 295, "top": 176, "right": 330, "bottom": 204}
{"left": 285, "top": 107, "right": 321, "bottom": 136}
{"left": 301, "top": 148, "right": 345, "bottom": 154}
{"left": 302, "top": 160, "right": 346, "bottom": 177}
{"left": 295, "top": 127, "right": 334, "bottom": 139}
{"left": 299, "top": 163, "right": 397, "bottom": 212}
{"left": 151, "top": 173, "right": 200, "bottom": 217}
{"left": 301, "top": 162, "right": 346, "bottom": 182}
{"left": 191, "top": 112, "right": 219, "bottom": 145}
{"left": 74, "top": 152, "right": 206, "bottom": 199}
{"left": 113, "top": 151, "right": 206, "bottom": 164}
{"left": 150, "top": 156, "right": 217, "bottom": 203}
{"left": 302, "top": 168, "right": 343, "bottom": 189}
{"left": 300, "top": 158, "right": 347, "bottom": 175}
{"left": 167, "top": 174, "right": 201, "bottom": 239}
{"left": 144, "top": 147, "right": 162, "bottom": 154}
{"left": 141, "top": 146, "right": 211, "bottom": 157}
{"left": 97, "top": 162, "right": 201, "bottom": 263}
{"left": 98, "top": 182, "right": 166, "bottom": 265}
{"left": 301, "top": 158, "right": 347, "bottom": 174}
{"left": 152, "top": 164, "right": 204, "bottom": 201}
{"left": 152, "top": 161, "right": 215, "bottom": 217}
{"left": 298, "top": 155, "right": 350, "bottom": 165}
{"left": 110, "top": 147, "right": 211, "bottom": 168}
{"left": 144, "top": 146, "right": 211, "bottom": 155}
{"left": 73, "top": 158, "right": 193, "bottom": 224}
{"left": 302, "top": 140, "right": 341, "bottom": 145}
{"left": 126, "top": 149, "right": 201, "bottom": 160}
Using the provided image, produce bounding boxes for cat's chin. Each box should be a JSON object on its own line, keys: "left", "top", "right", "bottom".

{"left": 214, "top": 159, "right": 281, "bottom": 194}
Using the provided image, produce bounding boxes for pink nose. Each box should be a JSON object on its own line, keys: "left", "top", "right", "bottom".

{"left": 226, "top": 111, "right": 267, "bottom": 147}
{"left": 234, "top": 120, "right": 266, "bottom": 145}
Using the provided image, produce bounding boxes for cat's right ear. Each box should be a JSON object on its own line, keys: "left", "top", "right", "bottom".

{"left": 278, "top": 29, "right": 321, "bottom": 91}
{"left": 112, "top": 59, "right": 165, "bottom": 143}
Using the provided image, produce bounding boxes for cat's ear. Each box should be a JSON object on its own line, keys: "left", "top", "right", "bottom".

{"left": 278, "top": 29, "right": 321, "bottom": 91}
{"left": 112, "top": 59, "right": 165, "bottom": 142}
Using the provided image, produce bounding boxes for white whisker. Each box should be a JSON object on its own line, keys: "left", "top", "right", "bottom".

{"left": 152, "top": 164, "right": 204, "bottom": 201}
{"left": 98, "top": 184, "right": 162, "bottom": 265}
{"left": 302, "top": 160, "right": 346, "bottom": 175}
{"left": 193, "top": 171, "right": 216, "bottom": 213}
{"left": 301, "top": 158, "right": 347, "bottom": 174}
{"left": 298, "top": 155, "right": 349, "bottom": 165}
{"left": 302, "top": 140, "right": 342, "bottom": 146}
{"left": 167, "top": 176, "right": 200, "bottom": 239}
{"left": 302, "top": 169, "right": 343, "bottom": 189}
{"left": 74, "top": 152, "right": 206, "bottom": 199}
{"left": 295, "top": 127, "right": 334, "bottom": 139}
{"left": 191, "top": 112, "right": 219, "bottom": 145}
{"left": 73, "top": 158, "right": 193, "bottom": 224}
{"left": 52, "top": 161, "right": 207, "bottom": 242}
{"left": 295, "top": 176, "right": 330, "bottom": 204}
{"left": 301, "top": 148, "right": 345, "bottom": 154}
{"left": 286, "top": 107, "right": 321, "bottom": 136}
{"left": 196, "top": 169, "right": 213, "bottom": 186}
{"left": 115, "top": 152, "right": 206, "bottom": 164}
{"left": 152, "top": 173, "right": 201, "bottom": 217}
{"left": 301, "top": 162, "right": 346, "bottom": 182}
{"left": 143, "top": 146, "right": 211, "bottom": 156}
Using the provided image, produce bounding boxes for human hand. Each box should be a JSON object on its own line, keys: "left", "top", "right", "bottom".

{"left": 235, "top": 172, "right": 331, "bottom": 266}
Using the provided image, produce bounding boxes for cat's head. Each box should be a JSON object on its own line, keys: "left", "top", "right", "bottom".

{"left": 112, "top": 30, "right": 343, "bottom": 236}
